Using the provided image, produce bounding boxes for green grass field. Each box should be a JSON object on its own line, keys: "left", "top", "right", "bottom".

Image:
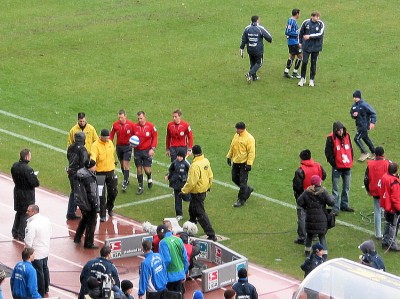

{"left": 1, "top": 0, "right": 400, "bottom": 279}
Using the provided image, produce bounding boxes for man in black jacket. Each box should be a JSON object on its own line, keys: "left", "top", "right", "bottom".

{"left": 297, "top": 11, "right": 325, "bottom": 87}
{"left": 11, "top": 149, "right": 40, "bottom": 241}
{"left": 232, "top": 268, "right": 258, "bottom": 299}
{"left": 240, "top": 15, "right": 273, "bottom": 83}
{"left": 74, "top": 159, "right": 100, "bottom": 249}
{"left": 67, "top": 132, "right": 89, "bottom": 220}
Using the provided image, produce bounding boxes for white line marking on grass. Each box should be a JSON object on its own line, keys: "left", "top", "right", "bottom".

{"left": 114, "top": 194, "right": 172, "bottom": 209}
{"left": 0, "top": 128, "right": 67, "bottom": 154}
{"left": 0, "top": 109, "right": 68, "bottom": 134}
{"left": 0, "top": 118, "right": 375, "bottom": 236}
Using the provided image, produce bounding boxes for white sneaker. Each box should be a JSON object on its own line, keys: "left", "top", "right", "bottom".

{"left": 309, "top": 80, "right": 314, "bottom": 87}
{"left": 358, "top": 153, "right": 369, "bottom": 162}
{"left": 176, "top": 215, "right": 183, "bottom": 221}
{"left": 245, "top": 73, "right": 252, "bottom": 84}
{"left": 298, "top": 78, "right": 305, "bottom": 87}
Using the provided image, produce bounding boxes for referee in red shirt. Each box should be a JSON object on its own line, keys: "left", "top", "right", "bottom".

{"left": 132, "top": 111, "right": 158, "bottom": 195}
{"left": 109, "top": 109, "right": 135, "bottom": 192}
{"left": 166, "top": 109, "right": 194, "bottom": 162}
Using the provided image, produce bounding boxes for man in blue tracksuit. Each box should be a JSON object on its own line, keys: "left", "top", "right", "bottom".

{"left": 10, "top": 248, "right": 41, "bottom": 299}
{"left": 138, "top": 240, "right": 168, "bottom": 299}
{"left": 298, "top": 11, "right": 325, "bottom": 87}
{"left": 283, "top": 8, "right": 303, "bottom": 79}
{"left": 350, "top": 90, "right": 377, "bottom": 162}
{"left": 240, "top": 15, "right": 273, "bottom": 83}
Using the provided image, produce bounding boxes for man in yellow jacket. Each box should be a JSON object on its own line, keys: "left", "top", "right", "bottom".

{"left": 181, "top": 145, "right": 217, "bottom": 241}
{"left": 67, "top": 112, "right": 99, "bottom": 153}
{"left": 226, "top": 122, "right": 256, "bottom": 207}
{"left": 91, "top": 129, "right": 118, "bottom": 222}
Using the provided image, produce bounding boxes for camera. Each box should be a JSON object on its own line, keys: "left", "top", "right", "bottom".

{"left": 96, "top": 273, "right": 113, "bottom": 299}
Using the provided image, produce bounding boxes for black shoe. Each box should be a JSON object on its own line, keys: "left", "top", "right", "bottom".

{"left": 248, "top": 187, "right": 254, "bottom": 198}
{"left": 66, "top": 214, "right": 80, "bottom": 220}
{"left": 136, "top": 187, "right": 144, "bottom": 195}
{"left": 283, "top": 72, "right": 292, "bottom": 78}
{"left": 148, "top": 180, "right": 153, "bottom": 189}
{"left": 233, "top": 200, "right": 245, "bottom": 207}
{"left": 294, "top": 239, "right": 305, "bottom": 245}
{"left": 108, "top": 211, "right": 114, "bottom": 217}
{"left": 84, "top": 244, "right": 99, "bottom": 249}
{"left": 100, "top": 217, "right": 106, "bottom": 222}
{"left": 341, "top": 207, "right": 355, "bottom": 212}
{"left": 207, "top": 235, "right": 218, "bottom": 242}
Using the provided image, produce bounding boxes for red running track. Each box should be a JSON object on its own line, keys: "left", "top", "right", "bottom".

{"left": 0, "top": 173, "right": 300, "bottom": 298}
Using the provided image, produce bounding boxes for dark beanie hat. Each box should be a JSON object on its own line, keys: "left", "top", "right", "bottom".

{"left": 353, "top": 90, "right": 362, "bottom": 98}
{"left": 192, "top": 145, "right": 202, "bottom": 155}
{"left": 311, "top": 175, "right": 322, "bottom": 186}
{"left": 312, "top": 242, "right": 324, "bottom": 252}
{"left": 375, "top": 146, "right": 384, "bottom": 157}
{"left": 177, "top": 149, "right": 186, "bottom": 158}
{"left": 100, "top": 129, "right": 110, "bottom": 137}
{"left": 121, "top": 280, "right": 133, "bottom": 293}
{"left": 235, "top": 122, "right": 246, "bottom": 129}
{"left": 299, "top": 149, "right": 311, "bottom": 160}
{"left": 87, "top": 276, "right": 101, "bottom": 289}
{"left": 238, "top": 268, "right": 247, "bottom": 279}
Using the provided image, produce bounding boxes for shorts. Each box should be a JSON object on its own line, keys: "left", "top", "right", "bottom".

{"left": 288, "top": 44, "right": 302, "bottom": 55}
{"left": 116, "top": 145, "right": 132, "bottom": 161}
{"left": 134, "top": 149, "right": 153, "bottom": 167}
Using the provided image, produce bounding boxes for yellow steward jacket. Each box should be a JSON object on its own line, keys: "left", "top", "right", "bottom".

{"left": 181, "top": 155, "right": 213, "bottom": 194}
{"left": 90, "top": 139, "right": 116, "bottom": 172}
{"left": 67, "top": 123, "right": 99, "bottom": 153}
{"left": 226, "top": 129, "right": 255, "bottom": 165}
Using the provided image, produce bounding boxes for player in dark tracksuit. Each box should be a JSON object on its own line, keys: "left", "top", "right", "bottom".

{"left": 240, "top": 15, "right": 272, "bottom": 83}
{"left": 350, "top": 90, "right": 377, "bottom": 161}
{"left": 298, "top": 11, "right": 325, "bottom": 87}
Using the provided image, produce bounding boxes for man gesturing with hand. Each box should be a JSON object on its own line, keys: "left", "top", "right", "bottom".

{"left": 227, "top": 122, "right": 256, "bottom": 207}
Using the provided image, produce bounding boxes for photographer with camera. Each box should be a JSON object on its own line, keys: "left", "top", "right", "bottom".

{"left": 79, "top": 245, "right": 120, "bottom": 299}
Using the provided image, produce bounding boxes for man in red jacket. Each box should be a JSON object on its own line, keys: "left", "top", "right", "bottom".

{"left": 132, "top": 111, "right": 158, "bottom": 195}
{"left": 364, "top": 146, "right": 390, "bottom": 239}
{"left": 324, "top": 121, "right": 354, "bottom": 215}
{"left": 379, "top": 162, "right": 400, "bottom": 251}
{"left": 109, "top": 109, "right": 136, "bottom": 192}
{"left": 166, "top": 109, "right": 194, "bottom": 162}
{"left": 293, "top": 149, "right": 326, "bottom": 244}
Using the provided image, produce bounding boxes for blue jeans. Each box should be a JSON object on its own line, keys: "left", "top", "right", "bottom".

{"left": 332, "top": 168, "right": 351, "bottom": 211}
{"left": 373, "top": 196, "right": 382, "bottom": 238}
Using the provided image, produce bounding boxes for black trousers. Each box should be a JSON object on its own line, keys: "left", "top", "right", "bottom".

{"left": 74, "top": 209, "right": 97, "bottom": 246}
{"left": 231, "top": 163, "right": 252, "bottom": 202}
{"left": 354, "top": 129, "right": 375, "bottom": 154}
{"left": 248, "top": 54, "right": 263, "bottom": 78}
{"left": 189, "top": 192, "right": 215, "bottom": 237}
{"left": 97, "top": 171, "right": 118, "bottom": 218}
{"left": 12, "top": 210, "right": 27, "bottom": 240}
{"left": 301, "top": 51, "right": 319, "bottom": 80}
{"left": 32, "top": 257, "right": 50, "bottom": 297}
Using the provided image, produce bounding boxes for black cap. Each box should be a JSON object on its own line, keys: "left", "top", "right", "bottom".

{"left": 353, "top": 90, "right": 362, "bottom": 98}
{"left": 235, "top": 122, "right": 246, "bottom": 129}
{"left": 156, "top": 224, "right": 168, "bottom": 234}
{"left": 100, "top": 129, "right": 110, "bottom": 137}
{"left": 192, "top": 145, "right": 202, "bottom": 155}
